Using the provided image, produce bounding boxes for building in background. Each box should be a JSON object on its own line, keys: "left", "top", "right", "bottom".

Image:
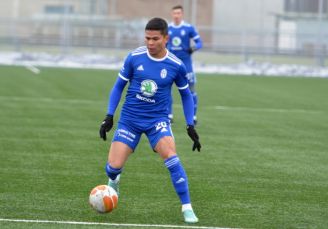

{"left": 0, "top": 0, "right": 327, "bottom": 66}
{"left": 276, "top": 0, "right": 328, "bottom": 65}
{"left": 213, "top": 0, "right": 283, "bottom": 55}
{"left": 0, "top": 0, "right": 213, "bottom": 51}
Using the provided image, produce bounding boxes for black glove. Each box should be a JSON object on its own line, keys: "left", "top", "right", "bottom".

{"left": 188, "top": 46, "right": 196, "bottom": 54}
{"left": 187, "top": 125, "right": 201, "bottom": 152}
{"left": 99, "top": 115, "right": 113, "bottom": 141}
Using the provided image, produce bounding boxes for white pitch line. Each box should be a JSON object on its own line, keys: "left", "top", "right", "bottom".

{"left": 0, "top": 95, "right": 103, "bottom": 105}
{"left": 24, "top": 63, "right": 41, "bottom": 74}
{"left": 173, "top": 104, "right": 323, "bottom": 114}
{"left": 214, "top": 106, "right": 323, "bottom": 114}
{"left": 2, "top": 95, "right": 320, "bottom": 115}
{"left": 0, "top": 218, "right": 239, "bottom": 229}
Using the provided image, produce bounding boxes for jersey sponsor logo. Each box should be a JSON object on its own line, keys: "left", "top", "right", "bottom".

{"left": 140, "top": 80, "right": 157, "bottom": 97}
{"left": 160, "top": 69, "right": 167, "bottom": 79}
{"left": 136, "top": 94, "right": 155, "bottom": 103}
{"left": 172, "top": 36, "right": 182, "bottom": 47}
{"left": 137, "top": 65, "right": 144, "bottom": 71}
{"left": 171, "top": 46, "right": 183, "bottom": 50}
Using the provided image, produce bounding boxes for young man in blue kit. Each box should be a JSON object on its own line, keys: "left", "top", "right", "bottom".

{"left": 167, "top": 5, "right": 203, "bottom": 124}
{"left": 99, "top": 17, "right": 201, "bottom": 223}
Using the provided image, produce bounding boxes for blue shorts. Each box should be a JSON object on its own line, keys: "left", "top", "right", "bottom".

{"left": 186, "top": 72, "right": 196, "bottom": 85}
{"left": 181, "top": 57, "right": 196, "bottom": 85}
{"left": 112, "top": 118, "right": 173, "bottom": 151}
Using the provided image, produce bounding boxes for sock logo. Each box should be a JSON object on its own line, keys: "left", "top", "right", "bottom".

{"left": 176, "top": 177, "right": 185, "bottom": 184}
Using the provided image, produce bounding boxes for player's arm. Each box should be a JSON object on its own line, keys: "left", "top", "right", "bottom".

{"left": 99, "top": 54, "right": 132, "bottom": 141}
{"left": 192, "top": 36, "right": 203, "bottom": 50}
{"left": 188, "top": 26, "right": 203, "bottom": 54}
{"left": 107, "top": 75, "right": 128, "bottom": 116}
{"left": 176, "top": 64, "right": 201, "bottom": 151}
{"left": 179, "top": 87, "right": 201, "bottom": 152}
{"left": 179, "top": 86, "right": 194, "bottom": 126}
{"left": 99, "top": 76, "right": 128, "bottom": 141}
{"left": 176, "top": 64, "right": 194, "bottom": 125}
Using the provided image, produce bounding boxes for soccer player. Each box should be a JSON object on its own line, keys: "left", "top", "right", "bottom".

{"left": 99, "top": 17, "right": 201, "bottom": 223}
{"left": 167, "top": 5, "right": 203, "bottom": 125}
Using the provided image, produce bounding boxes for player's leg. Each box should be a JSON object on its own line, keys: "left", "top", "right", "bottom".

{"left": 148, "top": 121, "right": 198, "bottom": 223}
{"left": 106, "top": 122, "right": 140, "bottom": 195}
{"left": 106, "top": 141, "right": 133, "bottom": 194}
{"left": 155, "top": 137, "right": 198, "bottom": 223}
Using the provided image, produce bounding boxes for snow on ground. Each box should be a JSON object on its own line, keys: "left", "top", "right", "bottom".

{"left": 0, "top": 52, "right": 327, "bottom": 77}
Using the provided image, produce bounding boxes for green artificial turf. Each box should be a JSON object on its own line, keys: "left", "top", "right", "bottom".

{"left": 0, "top": 65, "right": 327, "bottom": 229}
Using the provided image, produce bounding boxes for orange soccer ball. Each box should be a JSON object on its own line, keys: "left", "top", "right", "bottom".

{"left": 89, "top": 185, "right": 118, "bottom": 213}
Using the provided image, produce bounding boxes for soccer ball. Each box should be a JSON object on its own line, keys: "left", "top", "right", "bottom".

{"left": 89, "top": 185, "right": 118, "bottom": 213}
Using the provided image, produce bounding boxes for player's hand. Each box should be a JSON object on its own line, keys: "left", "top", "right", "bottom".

{"left": 99, "top": 115, "right": 113, "bottom": 141}
{"left": 187, "top": 125, "right": 201, "bottom": 152}
{"left": 188, "top": 47, "right": 196, "bottom": 54}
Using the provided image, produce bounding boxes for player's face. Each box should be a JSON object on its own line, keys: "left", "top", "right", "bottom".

{"left": 145, "top": 30, "right": 168, "bottom": 58}
{"left": 172, "top": 9, "right": 183, "bottom": 25}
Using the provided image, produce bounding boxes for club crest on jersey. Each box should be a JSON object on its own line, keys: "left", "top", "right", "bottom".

{"left": 140, "top": 80, "right": 157, "bottom": 97}
{"left": 181, "top": 30, "right": 186, "bottom": 36}
{"left": 160, "top": 69, "right": 167, "bottom": 79}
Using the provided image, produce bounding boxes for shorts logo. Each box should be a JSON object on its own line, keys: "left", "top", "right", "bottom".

{"left": 140, "top": 80, "right": 157, "bottom": 97}
{"left": 160, "top": 69, "right": 167, "bottom": 79}
{"left": 117, "top": 129, "right": 135, "bottom": 142}
{"left": 155, "top": 121, "right": 168, "bottom": 132}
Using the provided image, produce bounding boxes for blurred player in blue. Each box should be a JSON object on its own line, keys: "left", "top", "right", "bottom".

{"left": 167, "top": 5, "right": 203, "bottom": 125}
{"left": 99, "top": 17, "right": 201, "bottom": 223}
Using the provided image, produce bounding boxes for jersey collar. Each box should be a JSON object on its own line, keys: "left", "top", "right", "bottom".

{"left": 147, "top": 49, "right": 169, "bottom": 61}
{"left": 171, "top": 20, "right": 185, "bottom": 28}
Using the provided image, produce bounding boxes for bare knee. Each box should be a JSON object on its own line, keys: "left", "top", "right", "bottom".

{"left": 108, "top": 142, "right": 133, "bottom": 168}
{"left": 155, "top": 136, "right": 177, "bottom": 160}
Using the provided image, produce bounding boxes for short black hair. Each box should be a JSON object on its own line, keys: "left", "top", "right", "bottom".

{"left": 145, "top": 17, "right": 168, "bottom": 35}
{"left": 172, "top": 5, "right": 183, "bottom": 11}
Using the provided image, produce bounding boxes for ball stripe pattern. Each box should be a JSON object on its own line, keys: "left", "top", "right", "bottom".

{"left": 89, "top": 185, "right": 118, "bottom": 213}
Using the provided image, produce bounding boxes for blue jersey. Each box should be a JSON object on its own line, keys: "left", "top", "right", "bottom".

{"left": 167, "top": 21, "right": 202, "bottom": 61}
{"left": 117, "top": 46, "right": 189, "bottom": 122}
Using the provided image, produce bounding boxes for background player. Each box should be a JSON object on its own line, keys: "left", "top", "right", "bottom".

{"left": 99, "top": 17, "right": 201, "bottom": 223}
{"left": 167, "top": 5, "right": 203, "bottom": 124}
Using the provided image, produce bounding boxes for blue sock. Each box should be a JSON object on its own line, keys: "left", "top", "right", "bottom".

{"left": 164, "top": 155, "right": 190, "bottom": 204}
{"left": 192, "top": 91, "right": 198, "bottom": 117}
{"left": 105, "top": 163, "right": 122, "bottom": 181}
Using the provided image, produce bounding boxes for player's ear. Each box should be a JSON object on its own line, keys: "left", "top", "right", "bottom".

{"left": 163, "top": 34, "right": 169, "bottom": 43}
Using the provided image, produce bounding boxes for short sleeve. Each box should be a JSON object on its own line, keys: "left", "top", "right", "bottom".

{"left": 175, "top": 63, "right": 189, "bottom": 90}
{"left": 118, "top": 53, "right": 133, "bottom": 81}
{"left": 190, "top": 25, "right": 200, "bottom": 40}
